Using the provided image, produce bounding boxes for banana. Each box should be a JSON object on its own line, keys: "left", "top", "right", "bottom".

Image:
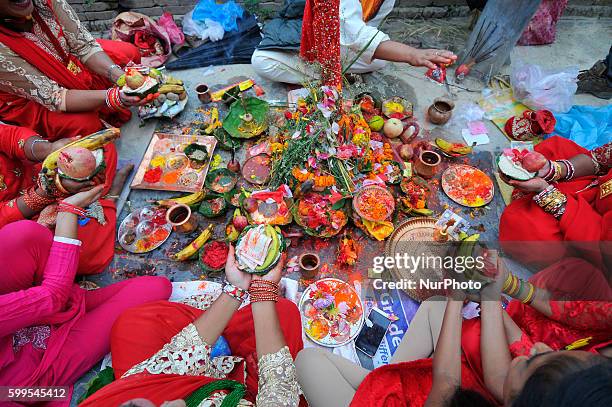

{"left": 164, "top": 75, "right": 183, "bottom": 86}
{"left": 41, "top": 128, "right": 120, "bottom": 176}
{"left": 173, "top": 224, "right": 214, "bottom": 261}
{"left": 411, "top": 208, "right": 434, "bottom": 216}
{"left": 455, "top": 233, "right": 480, "bottom": 280}
{"left": 149, "top": 68, "right": 162, "bottom": 79}
{"left": 435, "top": 138, "right": 472, "bottom": 156}
{"left": 156, "top": 191, "right": 207, "bottom": 207}
{"left": 158, "top": 84, "right": 185, "bottom": 94}
{"left": 257, "top": 225, "right": 280, "bottom": 272}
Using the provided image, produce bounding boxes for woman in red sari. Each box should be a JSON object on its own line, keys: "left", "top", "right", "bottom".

{"left": 297, "top": 255, "right": 612, "bottom": 406}
{"left": 0, "top": 0, "right": 142, "bottom": 138}
{"left": 0, "top": 123, "right": 130, "bottom": 274}
{"left": 79, "top": 247, "right": 304, "bottom": 407}
{"left": 499, "top": 137, "right": 611, "bottom": 272}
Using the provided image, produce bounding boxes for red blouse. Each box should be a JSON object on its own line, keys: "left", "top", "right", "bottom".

{"left": 0, "top": 125, "right": 40, "bottom": 227}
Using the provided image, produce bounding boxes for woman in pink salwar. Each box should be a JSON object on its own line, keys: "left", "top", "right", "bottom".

{"left": 0, "top": 185, "right": 171, "bottom": 402}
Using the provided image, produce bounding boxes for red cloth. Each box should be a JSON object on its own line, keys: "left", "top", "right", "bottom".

{"left": 300, "top": 0, "right": 342, "bottom": 87}
{"left": 518, "top": 0, "right": 569, "bottom": 46}
{"left": 350, "top": 357, "right": 493, "bottom": 407}
{"left": 0, "top": 124, "right": 118, "bottom": 275}
{"left": 80, "top": 298, "right": 304, "bottom": 406}
{"left": 0, "top": 17, "right": 140, "bottom": 136}
{"left": 499, "top": 136, "right": 612, "bottom": 268}
{"left": 351, "top": 257, "right": 612, "bottom": 407}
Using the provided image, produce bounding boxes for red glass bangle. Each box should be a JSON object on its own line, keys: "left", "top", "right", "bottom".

{"left": 58, "top": 201, "right": 86, "bottom": 217}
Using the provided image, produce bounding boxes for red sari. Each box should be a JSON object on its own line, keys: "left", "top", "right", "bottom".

{"left": 499, "top": 136, "right": 612, "bottom": 269}
{"left": 0, "top": 0, "right": 140, "bottom": 138}
{"left": 0, "top": 124, "right": 118, "bottom": 275}
{"left": 79, "top": 298, "right": 304, "bottom": 406}
{"left": 350, "top": 257, "right": 612, "bottom": 407}
{"left": 300, "top": 0, "right": 342, "bottom": 87}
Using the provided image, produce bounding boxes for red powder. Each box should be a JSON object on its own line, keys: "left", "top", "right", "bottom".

{"left": 201, "top": 241, "right": 229, "bottom": 269}
{"left": 144, "top": 167, "right": 163, "bottom": 183}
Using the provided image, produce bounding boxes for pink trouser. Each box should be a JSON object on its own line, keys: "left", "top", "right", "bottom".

{"left": 0, "top": 221, "right": 172, "bottom": 388}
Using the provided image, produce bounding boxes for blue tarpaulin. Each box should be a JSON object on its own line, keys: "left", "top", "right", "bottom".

{"left": 192, "top": 0, "right": 244, "bottom": 32}
{"left": 550, "top": 105, "right": 612, "bottom": 150}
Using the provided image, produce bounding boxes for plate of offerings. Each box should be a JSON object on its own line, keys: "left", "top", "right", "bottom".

{"left": 382, "top": 96, "right": 413, "bottom": 120}
{"left": 352, "top": 185, "right": 395, "bottom": 222}
{"left": 299, "top": 278, "right": 365, "bottom": 347}
{"left": 240, "top": 186, "right": 293, "bottom": 225}
{"left": 131, "top": 133, "right": 217, "bottom": 193}
{"left": 399, "top": 176, "right": 433, "bottom": 215}
{"left": 242, "top": 154, "right": 272, "bottom": 185}
{"left": 293, "top": 192, "right": 349, "bottom": 237}
{"left": 205, "top": 168, "right": 239, "bottom": 194}
{"left": 441, "top": 164, "right": 494, "bottom": 208}
{"left": 235, "top": 224, "right": 285, "bottom": 274}
{"left": 384, "top": 218, "right": 451, "bottom": 301}
{"left": 118, "top": 207, "right": 172, "bottom": 254}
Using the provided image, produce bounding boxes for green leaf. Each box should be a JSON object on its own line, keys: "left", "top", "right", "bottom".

{"left": 222, "top": 97, "right": 270, "bottom": 139}
{"left": 78, "top": 367, "right": 115, "bottom": 403}
{"left": 332, "top": 198, "right": 348, "bottom": 210}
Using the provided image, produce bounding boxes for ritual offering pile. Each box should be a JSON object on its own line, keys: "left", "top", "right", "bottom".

{"left": 119, "top": 66, "right": 188, "bottom": 119}
{"left": 122, "top": 73, "right": 501, "bottom": 312}
{"left": 300, "top": 278, "right": 364, "bottom": 347}
{"left": 235, "top": 225, "right": 285, "bottom": 274}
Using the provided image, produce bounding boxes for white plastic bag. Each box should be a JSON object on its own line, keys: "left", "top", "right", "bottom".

{"left": 511, "top": 62, "right": 579, "bottom": 113}
{"left": 182, "top": 11, "right": 225, "bottom": 42}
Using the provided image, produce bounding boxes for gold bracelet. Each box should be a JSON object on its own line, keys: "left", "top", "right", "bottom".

{"left": 502, "top": 273, "right": 514, "bottom": 292}
{"left": 552, "top": 161, "right": 564, "bottom": 182}
{"left": 54, "top": 174, "right": 70, "bottom": 195}
{"left": 522, "top": 282, "right": 535, "bottom": 304}
{"left": 506, "top": 275, "right": 519, "bottom": 296}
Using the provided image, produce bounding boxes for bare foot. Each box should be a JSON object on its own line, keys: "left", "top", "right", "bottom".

{"left": 107, "top": 164, "right": 134, "bottom": 201}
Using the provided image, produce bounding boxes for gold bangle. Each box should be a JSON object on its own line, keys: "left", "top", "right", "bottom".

{"left": 522, "top": 282, "right": 535, "bottom": 304}
{"left": 502, "top": 273, "right": 514, "bottom": 292}
{"left": 553, "top": 161, "right": 563, "bottom": 182}
{"left": 54, "top": 174, "right": 70, "bottom": 195}
{"left": 506, "top": 275, "right": 518, "bottom": 296}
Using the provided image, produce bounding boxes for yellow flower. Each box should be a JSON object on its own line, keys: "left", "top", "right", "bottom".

{"left": 270, "top": 142, "right": 284, "bottom": 153}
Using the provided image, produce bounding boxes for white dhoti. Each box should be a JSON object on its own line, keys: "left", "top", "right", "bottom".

{"left": 251, "top": 0, "right": 395, "bottom": 84}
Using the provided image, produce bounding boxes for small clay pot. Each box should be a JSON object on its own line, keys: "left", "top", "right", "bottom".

{"left": 166, "top": 203, "right": 198, "bottom": 234}
{"left": 427, "top": 97, "right": 455, "bottom": 125}
{"left": 414, "top": 150, "right": 441, "bottom": 179}
{"left": 196, "top": 83, "right": 212, "bottom": 104}
{"left": 299, "top": 253, "right": 320, "bottom": 279}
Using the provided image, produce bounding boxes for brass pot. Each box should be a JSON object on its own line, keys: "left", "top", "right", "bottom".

{"left": 195, "top": 83, "right": 212, "bottom": 104}
{"left": 166, "top": 203, "right": 198, "bottom": 234}
{"left": 414, "top": 150, "right": 442, "bottom": 179}
{"left": 427, "top": 97, "right": 455, "bottom": 125}
{"left": 299, "top": 252, "right": 320, "bottom": 279}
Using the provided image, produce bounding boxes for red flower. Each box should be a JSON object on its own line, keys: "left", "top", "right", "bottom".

{"left": 534, "top": 110, "right": 556, "bottom": 134}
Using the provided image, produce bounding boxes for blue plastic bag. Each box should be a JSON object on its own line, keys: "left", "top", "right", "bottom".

{"left": 192, "top": 0, "right": 244, "bottom": 32}
{"left": 550, "top": 105, "right": 612, "bottom": 150}
{"left": 211, "top": 335, "right": 232, "bottom": 358}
